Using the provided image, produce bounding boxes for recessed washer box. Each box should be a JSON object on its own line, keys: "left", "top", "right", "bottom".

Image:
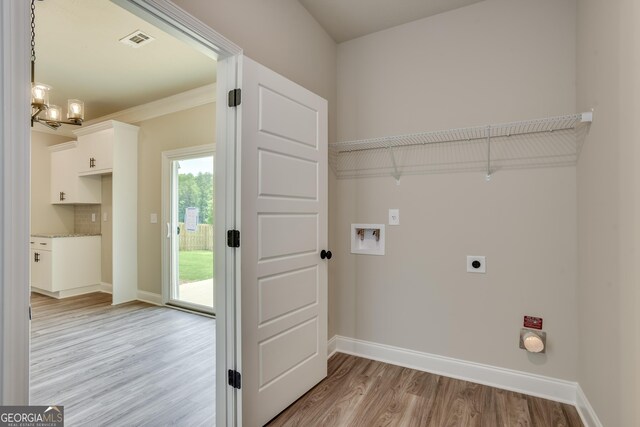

{"left": 351, "top": 224, "right": 385, "bottom": 255}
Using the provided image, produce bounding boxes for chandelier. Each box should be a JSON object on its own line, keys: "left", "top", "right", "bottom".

{"left": 30, "top": 0, "right": 84, "bottom": 130}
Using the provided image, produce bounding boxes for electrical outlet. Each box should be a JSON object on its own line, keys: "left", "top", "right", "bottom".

{"left": 103, "top": 212, "right": 108, "bottom": 222}
{"left": 467, "top": 256, "right": 486, "bottom": 273}
{"left": 91, "top": 213, "right": 96, "bottom": 222}
{"left": 150, "top": 213, "right": 158, "bottom": 224}
{"left": 389, "top": 209, "right": 400, "bottom": 225}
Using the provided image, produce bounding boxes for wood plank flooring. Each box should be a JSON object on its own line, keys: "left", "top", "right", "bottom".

{"left": 30, "top": 292, "right": 215, "bottom": 427}
{"left": 267, "top": 353, "right": 583, "bottom": 427}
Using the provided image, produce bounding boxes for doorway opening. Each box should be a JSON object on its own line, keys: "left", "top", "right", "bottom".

{"left": 24, "top": 0, "right": 237, "bottom": 424}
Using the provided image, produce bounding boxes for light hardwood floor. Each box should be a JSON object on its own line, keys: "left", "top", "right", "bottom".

{"left": 30, "top": 292, "right": 215, "bottom": 427}
{"left": 267, "top": 353, "right": 583, "bottom": 427}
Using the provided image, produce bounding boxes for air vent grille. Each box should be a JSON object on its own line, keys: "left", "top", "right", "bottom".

{"left": 119, "top": 30, "right": 155, "bottom": 48}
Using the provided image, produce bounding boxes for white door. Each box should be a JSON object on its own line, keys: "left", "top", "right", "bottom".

{"left": 239, "top": 56, "right": 328, "bottom": 426}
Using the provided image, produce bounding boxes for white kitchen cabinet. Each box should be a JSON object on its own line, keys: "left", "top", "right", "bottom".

{"left": 50, "top": 141, "right": 102, "bottom": 204}
{"left": 74, "top": 120, "right": 139, "bottom": 304}
{"left": 75, "top": 121, "right": 137, "bottom": 176}
{"left": 30, "top": 246, "right": 52, "bottom": 291}
{"left": 76, "top": 128, "right": 114, "bottom": 175}
{"left": 30, "top": 236, "right": 101, "bottom": 295}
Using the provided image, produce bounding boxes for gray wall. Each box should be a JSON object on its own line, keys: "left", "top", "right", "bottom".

{"left": 332, "top": 0, "right": 579, "bottom": 379}
{"left": 576, "top": 0, "right": 640, "bottom": 424}
{"left": 136, "top": 104, "right": 216, "bottom": 294}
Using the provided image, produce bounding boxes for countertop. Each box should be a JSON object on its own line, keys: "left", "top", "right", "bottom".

{"left": 31, "top": 233, "right": 101, "bottom": 238}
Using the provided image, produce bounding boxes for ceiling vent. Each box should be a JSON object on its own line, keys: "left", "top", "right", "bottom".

{"left": 119, "top": 30, "right": 155, "bottom": 48}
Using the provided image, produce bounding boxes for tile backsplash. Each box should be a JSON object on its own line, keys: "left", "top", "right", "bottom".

{"left": 75, "top": 204, "right": 101, "bottom": 234}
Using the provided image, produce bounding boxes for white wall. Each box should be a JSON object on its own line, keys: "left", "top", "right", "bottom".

{"left": 333, "top": 0, "right": 579, "bottom": 379}
{"left": 30, "top": 131, "right": 75, "bottom": 235}
{"left": 576, "top": 0, "right": 640, "bottom": 425}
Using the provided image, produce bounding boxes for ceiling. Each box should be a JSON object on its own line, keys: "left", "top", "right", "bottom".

{"left": 34, "top": 0, "right": 217, "bottom": 121}
{"left": 298, "top": 0, "right": 486, "bottom": 43}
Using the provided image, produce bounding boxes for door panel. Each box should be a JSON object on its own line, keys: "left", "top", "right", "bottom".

{"left": 258, "top": 86, "right": 319, "bottom": 148}
{"left": 258, "top": 266, "right": 318, "bottom": 324}
{"left": 258, "top": 150, "right": 318, "bottom": 199}
{"left": 240, "top": 56, "right": 328, "bottom": 427}
{"left": 257, "top": 214, "right": 318, "bottom": 260}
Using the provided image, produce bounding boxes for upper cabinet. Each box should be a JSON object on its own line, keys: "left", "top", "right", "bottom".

{"left": 74, "top": 121, "right": 138, "bottom": 176}
{"left": 77, "top": 128, "right": 114, "bottom": 175}
{"left": 50, "top": 141, "right": 102, "bottom": 204}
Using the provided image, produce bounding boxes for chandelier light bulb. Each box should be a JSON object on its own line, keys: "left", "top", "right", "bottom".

{"left": 67, "top": 99, "right": 84, "bottom": 121}
{"left": 31, "top": 83, "right": 51, "bottom": 107}
{"left": 45, "top": 105, "right": 61, "bottom": 122}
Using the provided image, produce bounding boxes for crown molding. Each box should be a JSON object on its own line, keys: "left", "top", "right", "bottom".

{"left": 32, "top": 82, "right": 217, "bottom": 138}
{"left": 73, "top": 120, "right": 140, "bottom": 137}
{"left": 48, "top": 141, "right": 78, "bottom": 152}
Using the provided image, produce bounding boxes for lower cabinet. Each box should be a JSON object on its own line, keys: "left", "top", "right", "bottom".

{"left": 30, "top": 236, "right": 101, "bottom": 293}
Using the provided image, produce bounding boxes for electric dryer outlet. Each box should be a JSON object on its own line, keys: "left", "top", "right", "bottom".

{"left": 467, "top": 256, "right": 486, "bottom": 273}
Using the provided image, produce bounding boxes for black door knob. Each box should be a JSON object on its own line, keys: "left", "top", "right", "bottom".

{"left": 320, "top": 250, "right": 332, "bottom": 260}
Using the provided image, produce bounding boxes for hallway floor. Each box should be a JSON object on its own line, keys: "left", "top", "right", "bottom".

{"left": 30, "top": 292, "right": 215, "bottom": 426}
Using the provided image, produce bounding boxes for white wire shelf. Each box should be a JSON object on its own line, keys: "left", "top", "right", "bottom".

{"left": 329, "top": 112, "right": 593, "bottom": 180}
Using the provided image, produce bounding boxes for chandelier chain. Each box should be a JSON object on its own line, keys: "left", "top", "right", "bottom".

{"left": 30, "top": 0, "right": 36, "bottom": 62}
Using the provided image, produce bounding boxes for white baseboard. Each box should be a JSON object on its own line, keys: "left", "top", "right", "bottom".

{"left": 31, "top": 284, "right": 103, "bottom": 299}
{"left": 331, "top": 335, "right": 578, "bottom": 406}
{"left": 576, "top": 385, "right": 603, "bottom": 427}
{"left": 100, "top": 284, "right": 161, "bottom": 306}
{"left": 136, "top": 290, "right": 163, "bottom": 306}
{"left": 327, "top": 335, "right": 337, "bottom": 358}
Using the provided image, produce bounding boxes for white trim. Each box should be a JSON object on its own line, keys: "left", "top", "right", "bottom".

{"left": 332, "top": 335, "right": 578, "bottom": 405}
{"left": 217, "top": 54, "right": 240, "bottom": 427}
{"left": 100, "top": 282, "right": 113, "bottom": 294}
{"left": 73, "top": 119, "right": 141, "bottom": 137}
{"left": 327, "top": 335, "right": 337, "bottom": 358}
{"left": 576, "top": 385, "right": 603, "bottom": 427}
{"left": 31, "top": 285, "right": 103, "bottom": 299}
{"left": 1, "top": 0, "right": 31, "bottom": 405}
{"left": 48, "top": 141, "right": 77, "bottom": 152}
{"left": 136, "top": 290, "right": 163, "bottom": 306}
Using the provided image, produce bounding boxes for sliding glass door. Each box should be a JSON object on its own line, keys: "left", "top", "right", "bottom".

{"left": 167, "top": 153, "right": 215, "bottom": 314}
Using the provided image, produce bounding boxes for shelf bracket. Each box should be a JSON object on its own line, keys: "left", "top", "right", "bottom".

{"left": 387, "top": 145, "right": 401, "bottom": 184}
{"left": 485, "top": 125, "right": 492, "bottom": 181}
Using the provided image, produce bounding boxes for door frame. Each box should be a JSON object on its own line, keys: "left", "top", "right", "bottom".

{"left": 161, "top": 145, "right": 216, "bottom": 315}
{"left": 0, "top": 1, "right": 243, "bottom": 426}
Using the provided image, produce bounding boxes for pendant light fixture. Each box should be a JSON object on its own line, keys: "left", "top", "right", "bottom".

{"left": 30, "top": 0, "right": 85, "bottom": 130}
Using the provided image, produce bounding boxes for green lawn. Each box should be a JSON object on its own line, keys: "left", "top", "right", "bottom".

{"left": 179, "top": 250, "right": 214, "bottom": 283}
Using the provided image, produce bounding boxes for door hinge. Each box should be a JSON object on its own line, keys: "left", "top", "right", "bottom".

{"left": 227, "top": 229, "right": 240, "bottom": 248}
{"left": 29, "top": 305, "right": 32, "bottom": 321}
{"left": 228, "top": 369, "right": 241, "bottom": 389}
{"left": 228, "top": 88, "right": 241, "bottom": 107}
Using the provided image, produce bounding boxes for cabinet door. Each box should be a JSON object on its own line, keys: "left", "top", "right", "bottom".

{"left": 31, "top": 249, "right": 52, "bottom": 291}
{"left": 78, "top": 129, "right": 114, "bottom": 175}
{"left": 50, "top": 148, "right": 76, "bottom": 204}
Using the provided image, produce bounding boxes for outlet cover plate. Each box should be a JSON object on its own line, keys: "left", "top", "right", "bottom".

{"left": 389, "top": 209, "right": 400, "bottom": 225}
{"left": 467, "top": 256, "right": 486, "bottom": 273}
